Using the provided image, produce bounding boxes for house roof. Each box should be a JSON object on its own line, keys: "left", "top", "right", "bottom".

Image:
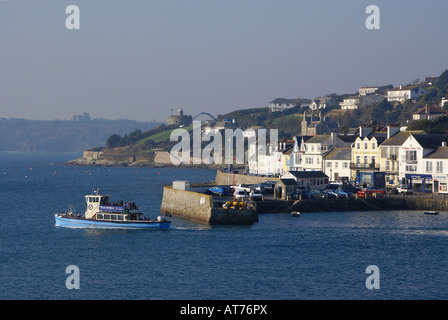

{"left": 424, "top": 146, "right": 448, "bottom": 159}
{"left": 323, "top": 148, "right": 351, "bottom": 161}
{"left": 337, "top": 135, "right": 359, "bottom": 143}
{"left": 286, "top": 171, "right": 329, "bottom": 179}
{"left": 270, "top": 98, "right": 296, "bottom": 104}
{"left": 412, "top": 134, "right": 448, "bottom": 150}
{"left": 380, "top": 131, "right": 424, "bottom": 146}
{"left": 388, "top": 85, "right": 422, "bottom": 92}
{"left": 304, "top": 135, "right": 331, "bottom": 144}
{"left": 412, "top": 105, "right": 447, "bottom": 115}
{"left": 278, "top": 178, "right": 298, "bottom": 186}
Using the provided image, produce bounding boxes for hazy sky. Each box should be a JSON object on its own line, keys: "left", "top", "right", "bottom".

{"left": 1, "top": 0, "right": 447, "bottom": 122}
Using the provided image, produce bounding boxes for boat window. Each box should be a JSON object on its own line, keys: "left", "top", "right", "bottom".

{"left": 97, "top": 214, "right": 103, "bottom": 219}
{"left": 118, "top": 215, "right": 124, "bottom": 221}
{"left": 111, "top": 215, "right": 117, "bottom": 220}
{"left": 104, "top": 214, "right": 110, "bottom": 220}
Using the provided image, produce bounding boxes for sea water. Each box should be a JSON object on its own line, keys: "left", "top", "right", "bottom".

{"left": 1, "top": 152, "right": 448, "bottom": 300}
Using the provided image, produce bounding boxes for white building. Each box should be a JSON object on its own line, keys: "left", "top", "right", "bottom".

{"left": 398, "top": 134, "right": 448, "bottom": 192}
{"left": 268, "top": 98, "right": 296, "bottom": 112}
{"left": 387, "top": 85, "right": 426, "bottom": 103}
{"left": 440, "top": 97, "right": 448, "bottom": 108}
{"left": 310, "top": 97, "right": 334, "bottom": 110}
{"left": 412, "top": 105, "right": 447, "bottom": 121}
{"left": 323, "top": 148, "right": 352, "bottom": 182}
{"left": 423, "top": 145, "right": 448, "bottom": 192}
{"left": 339, "top": 96, "right": 360, "bottom": 110}
{"left": 359, "top": 86, "right": 380, "bottom": 96}
{"left": 340, "top": 94, "right": 384, "bottom": 110}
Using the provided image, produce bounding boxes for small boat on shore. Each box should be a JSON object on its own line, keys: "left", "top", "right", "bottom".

{"left": 424, "top": 211, "right": 439, "bottom": 215}
{"left": 55, "top": 189, "right": 171, "bottom": 229}
{"left": 291, "top": 211, "right": 301, "bottom": 217}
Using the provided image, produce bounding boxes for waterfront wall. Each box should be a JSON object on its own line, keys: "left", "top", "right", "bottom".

{"left": 215, "top": 170, "right": 277, "bottom": 186}
{"left": 256, "top": 197, "right": 448, "bottom": 213}
{"left": 160, "top": 186, "right": 257, "bottom": 225}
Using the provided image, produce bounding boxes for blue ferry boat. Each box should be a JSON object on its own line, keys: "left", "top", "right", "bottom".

{"left": 55, "top": 189, "right": 170, "bottom": 230}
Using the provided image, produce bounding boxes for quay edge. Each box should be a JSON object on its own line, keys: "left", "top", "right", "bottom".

{"left": 256, "top": 197, "right": 448, "bottom": 213}
{"left": 160, "top": 186, "right": 258, "bottom": 225}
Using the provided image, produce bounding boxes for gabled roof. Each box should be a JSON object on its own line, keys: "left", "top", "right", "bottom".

{"left": 323, "top": 148, "right": 351, "bottom": 161}
{"left": 380, "top": 131, "right": 424, "bottom": 146}
{"left": 412, "top": 105, "right": 447, "bottom": 115}
{"left": 278, "top": 178, "right": 298, "bottom": 186}
{"left": 412, "top": 134, "right": 448, "bottom": 150}
{"left": 304, "top": 135, "right": 332, "bottom": 144}
{"left": 286, "top": 171, "right": 329, "bottom": 179}
{"left": 388, "top": 85, "right": 422, "bottom": 92}
{"left": 270, "top": 98, "right": 296, "bottom": 104}
{"left": 424, "top": 146, "right": 448, "bottom": 159}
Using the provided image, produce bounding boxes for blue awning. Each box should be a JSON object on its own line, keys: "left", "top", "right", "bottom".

{"left": 405, "top": 174, "right": 432, "bottom": 180}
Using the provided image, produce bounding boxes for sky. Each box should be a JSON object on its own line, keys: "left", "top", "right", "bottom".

{"left": 1, "top": 0, "right": 447, "bottom": 122}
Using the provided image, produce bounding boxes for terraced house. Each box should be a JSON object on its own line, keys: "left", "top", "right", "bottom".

{"left": 399, "top": 134, "right": 448, "bottom": 192}
{"left": 350, "top": 127, "right": 387, "bottom": 182}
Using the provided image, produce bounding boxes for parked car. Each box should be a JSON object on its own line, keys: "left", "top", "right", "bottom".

{"left": 322, "top": 189, "right": 338, "bottom": 199}
{"left": 297, "top": 190, "right": 315, "bottom": 199}
{"left": 397, "top": 185, "right": 413, "bottom": 195}
{"left": 343, "top": 185, "right": 360, "bottom": 193}
{"left": 250, "top": 189, "right": 263, "bottom": 201}
{"left": 208, "top": 186, "right": 230, "bottom": 196}
{"left": 309, "top": 189, "right": 325, "bottom": 199}
{"left": 234, "top": 189, "right": 249, "bottom": 200}
{"left": 326, "top": 183, "right": 343, "bottom": 190}
{"left": 260, "top": 182, "right": 275, "bottom": 194}
{"left": 340, "top": 189, "right": 355, "bottom": 198}
{"left": 358, "top": 186, "right": 386, "bottom": 198}
{"left": 251, "top": 184, "right": 267, "bottom": 194}
{"left": 333, "top": 189, "right": 349, "bottom": 198}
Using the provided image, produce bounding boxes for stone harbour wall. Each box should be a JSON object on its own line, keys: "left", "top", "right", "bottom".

{"left": 160, "top": 186, "right": 257, "bottom": 225}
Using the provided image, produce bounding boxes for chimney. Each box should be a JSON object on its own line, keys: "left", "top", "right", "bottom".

{"left": 399, "top": 85, "right": 403, "bottom": 90}
{"left": 387, "top": 124, "right": 400, "bottom": 139}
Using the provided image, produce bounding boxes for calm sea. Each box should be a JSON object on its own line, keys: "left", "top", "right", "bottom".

{"left": 1, "top": 152, "right": 448, "bottom": 300}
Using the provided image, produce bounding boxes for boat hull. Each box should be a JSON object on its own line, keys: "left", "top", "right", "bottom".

{"left": 55, "top": 214, "right": 171, "bottom": 229}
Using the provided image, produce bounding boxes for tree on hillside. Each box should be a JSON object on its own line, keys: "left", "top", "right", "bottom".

{"left": 436, "top": 70, "right": 448, "bottom": 94}
{"left": 106, "top": 134, "right": 121, "bottom": 148}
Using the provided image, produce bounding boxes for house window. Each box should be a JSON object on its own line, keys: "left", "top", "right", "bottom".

{"left": 306, "top": 157, "right": 313, "bottom": 165}
{"left": 335, "top": 162, "right": 338, "bottom": 168}
{"left": 426, "top": 161, "right": 433, "bottom": 173}
{"left": 437, "top": 161, "right": 443, "bottom": 173}
{"left": 372, "top": 143, "right": 376, "bottom": 150}
{"left": 327, "top": 162, "right": 332, "bottom": 168}
{"left": 364, "top": 143, "right": 368, "bottom": 150}
{"left": 364, "top": 156, "right": 368, "bottom": 164}
{"left": 406, "top": 150, "right": 417, "bottom": 161}
{"left": 406, "top": 165, "right": 417, "bottom": 172}
{"left": 356, "top": 156, "right": 360, "bottom": 164}
{"left": 343, "top": 162, "right": 348, "bottom": 168}
{"left": 357, "top": 143, "right": 360, "bottom": 150}
{"left": 386, "top": 160, "right": 390, "bottom": 171}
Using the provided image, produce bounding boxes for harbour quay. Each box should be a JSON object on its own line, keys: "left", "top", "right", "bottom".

{"left": 160, "top": 181, "right": 258, "bottom": 225}
{"left": 159, "top": 171, "right": 448, "bottom": 225}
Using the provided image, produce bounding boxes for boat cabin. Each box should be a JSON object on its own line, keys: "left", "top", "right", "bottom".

{"left": 84, "top": 193, "right": 142, "bottom": 220}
